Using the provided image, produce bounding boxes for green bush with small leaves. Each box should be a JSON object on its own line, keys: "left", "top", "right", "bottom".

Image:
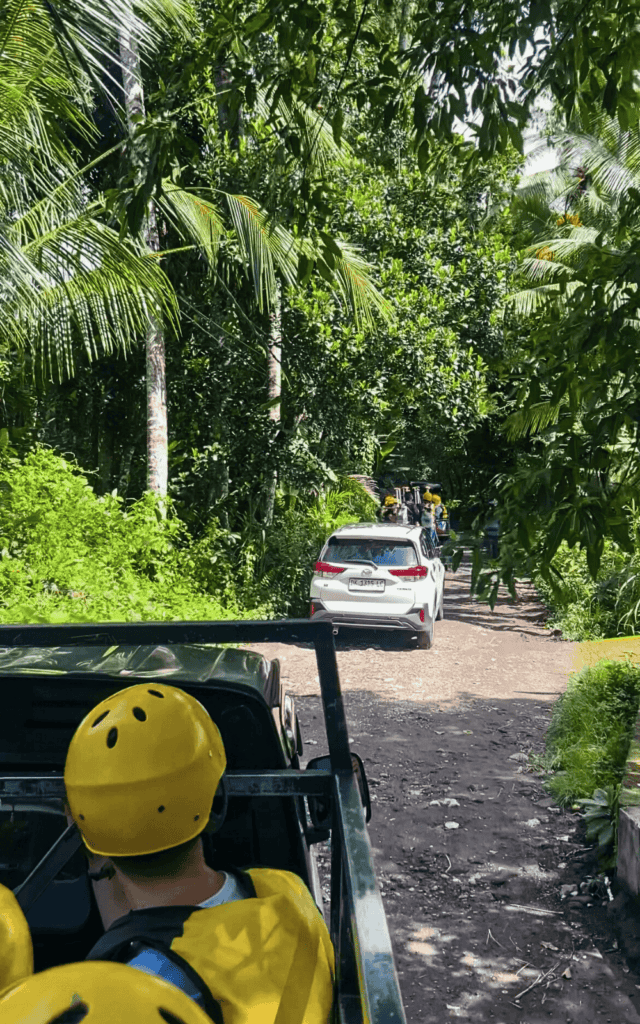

{"left": 189, "top": 476, "right": 379, "bottom": 617}
{"left": 0, "top": 448, "right": 375, "bottom": 623}
{"left": 544, "top": 659, "right": 640, "bottom": 806}
{"left": 0, "top": 446, "right": 261, "bottom": 623}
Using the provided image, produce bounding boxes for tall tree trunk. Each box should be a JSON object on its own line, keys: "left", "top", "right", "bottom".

{"left": 98, "top": 388, "right": 113, "bottom": 493}
{"left": 118, "top": 27, "right": 168, "bottom": 498}
{"left": 264, "top": 280, "right": 282, "bottom": 526}
{"left": 214, "top": 58, "right": 243, "bottom": 149}
{"left": 399, "top": 0, "right": 413, "bottom": 51}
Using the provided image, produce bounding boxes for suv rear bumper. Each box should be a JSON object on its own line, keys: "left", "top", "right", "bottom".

{"left": 310, "top": 607, "right": 425, "bottom": 633}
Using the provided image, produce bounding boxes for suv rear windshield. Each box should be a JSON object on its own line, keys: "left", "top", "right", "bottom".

{"left": 325, "top": 537, "right": 418, "bottom": 567}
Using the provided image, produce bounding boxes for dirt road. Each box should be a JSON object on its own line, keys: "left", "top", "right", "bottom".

{"left": 250, "top": 564, "right": 640, "bottom": 1023}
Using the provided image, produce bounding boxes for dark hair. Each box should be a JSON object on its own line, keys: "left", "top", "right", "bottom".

{"left": 110, "top": 835, "right": 202, "bottom": 880}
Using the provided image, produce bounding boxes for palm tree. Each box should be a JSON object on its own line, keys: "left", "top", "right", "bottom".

{"left": 0, "top": 0, "right": 183, "bottom": 382}
{"left": 3, "top": 0, "right": 390, "bottom": 501}
{"left": 505, "top": 109, "right": 640, "bottom": 440}
{"left": 219, "top": 91, "right": 391, "bottom": 521}
{"left": 511, "top": 110, "right": 640, "bottom": 319}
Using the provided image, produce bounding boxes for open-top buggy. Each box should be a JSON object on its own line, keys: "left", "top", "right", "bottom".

{"left": 0, "top": 619, "right": 406, "bottom": 1024}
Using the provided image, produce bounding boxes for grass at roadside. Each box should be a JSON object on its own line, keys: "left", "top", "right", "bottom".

{"left": 543, "top": 659, "right": 640, "bottom": 806}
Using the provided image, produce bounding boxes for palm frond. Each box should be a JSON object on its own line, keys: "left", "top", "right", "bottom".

{"left": 224, "top": 194, "right": 298, "bottom": 308}
{"left": 502, "top": 401, "right": 564, "bottom": 440}
{"left": 156, "top": 183, "right": 225, "bottom": 265}
{"left": 507, "top": 279, "right": 582, "bottom": 315}
{"left": 2, "top": 0, "right": 196, "bottom": 126}
{"left": 553, "top": 123, "right": 640, "bottom": 199}
{"left": 507, "top": 282, "right": 562, "bottom": 315}
{"left": 2, "top": 212, "right": 177, "bottom": 380}
{"left": 253, "top": 89, "right": 351, "bottom": 171}
{"left": 314, "top": 238, "right": 391, "bottom": 329}
{"left": 520, "top": 254, "right": 574, "bottom": 283}
{"left": 39, "top": 0, "right": 195, "bottom": 92}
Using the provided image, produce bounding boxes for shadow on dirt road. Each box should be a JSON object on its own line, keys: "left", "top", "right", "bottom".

{"left": 303, "top": 690, "right": 640, "bottom": 1024}
{"left": 250, "top": 564, "right": 640, "bottom": 1022}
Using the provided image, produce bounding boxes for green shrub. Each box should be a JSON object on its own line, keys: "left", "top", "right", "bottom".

{"left": 577, "top": 786, "right": 620, "bottom": 869}
{"left": 533, "top": 505, "right": 640, "bottom": 640}
{"left": 0, "top": 448, "right": 378, "bottom": 623}
{"left": 0, "top": 446, "right": 263, "bottom": 623}
{"left": 189, "top": 476, "right": 379, "bottom": 617}
{"left": 533, "top": 540, "right": 624, "bottom": 640}
{"left": 544, "top": 659, "right": 640, "bottom": 805}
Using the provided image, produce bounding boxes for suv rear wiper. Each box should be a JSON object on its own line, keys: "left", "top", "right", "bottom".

{"left": 340, "top": 558, "right": 380, "bottom": 568}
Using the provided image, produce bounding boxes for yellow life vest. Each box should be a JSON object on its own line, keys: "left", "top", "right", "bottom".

{"left": 87, "top": 868, "right": 335, "bottom": 1024}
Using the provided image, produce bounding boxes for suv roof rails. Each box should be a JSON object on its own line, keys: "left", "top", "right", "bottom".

{"left": 334, "top": 523, "right": 417, "bottom": 532}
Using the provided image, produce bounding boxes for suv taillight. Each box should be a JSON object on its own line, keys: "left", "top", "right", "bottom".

{"left": 388, "top": 565, "right": 428, "bottom": 581}
{"left": 315, "top": 561, "right": 346, "bottom": 578}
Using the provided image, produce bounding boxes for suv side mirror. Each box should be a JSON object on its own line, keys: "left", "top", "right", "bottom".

{"left": 305, "top": 752, "right": 372, "bottom": 830}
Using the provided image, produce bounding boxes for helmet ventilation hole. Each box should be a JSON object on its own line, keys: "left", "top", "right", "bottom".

{"left": 91, "top": 710, "right": 110, "bottom": 728}
{"left": 106, "top": 728, "right": 118, "bottom": 748}
{"left": 79, "top": 814, "right": 85, "bottom": 820}
{"left": 158, "top": 805, "right": 165, "bottom": 813}
{"left": 132, "top": 706, "right": 147, "bottom": 721}
{"left": 159, "top": 1010, "right": 188, "bottom": 1024}
{"left": 194, "top": 814, "right": 200, "bottom": 821}
{"left": 50, "top": 1003, "right": 89, "bottom": 1024}
{"left": 148, "top": 689, "right": 164, "bottom": 698}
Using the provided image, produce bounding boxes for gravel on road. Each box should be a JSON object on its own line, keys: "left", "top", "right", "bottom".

{"left": 249, "top": 564, "right": 640, "bottom": 1023}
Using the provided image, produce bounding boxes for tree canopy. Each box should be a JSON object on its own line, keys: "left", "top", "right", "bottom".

{"left": 3, "top": 0, "right": 640, "bottom": 626}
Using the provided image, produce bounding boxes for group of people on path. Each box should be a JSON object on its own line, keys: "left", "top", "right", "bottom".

{"left": 379, "top": 487, "right": 448, "bottom": 544}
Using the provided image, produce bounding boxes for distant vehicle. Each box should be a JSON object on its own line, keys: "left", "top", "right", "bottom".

{"left": 310, "top": 522, "right": 445, "bottom": 649}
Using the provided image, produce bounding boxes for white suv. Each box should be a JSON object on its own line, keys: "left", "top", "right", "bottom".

{"left": 309, "top": 523, "right": 445, "bottom": 649}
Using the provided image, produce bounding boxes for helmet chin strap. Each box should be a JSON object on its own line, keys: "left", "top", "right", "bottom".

{"left": 204, "top": 777, "right": 228, "bottom": 835}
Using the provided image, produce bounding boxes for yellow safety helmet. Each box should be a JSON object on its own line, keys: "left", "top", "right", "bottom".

{"left": 384, "top": 495, "right": 398, "bottom": 506}
{"left": 431, "top": 494, "right": 442, "bottom": 505}
{"left": 0, "top": 960, "right": 214, "bottom": 1023}
{"left": 0, "top": 884, "right": 33, "bottom": 994}
{"left": 64, "top": 683, "right": 226, "bottom": 857}
{"left": 422, "top": 491, "right": 432, "bottom": 501}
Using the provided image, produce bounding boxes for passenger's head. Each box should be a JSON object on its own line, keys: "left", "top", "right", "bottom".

{"left": 64, "top": 683, "right": 226, "bottom": 861}
{"left": 0, "top": 884, "right": 33, "bottom": 995}
{"left": 0, "top": 960, "right": 214, "bottom": 1023}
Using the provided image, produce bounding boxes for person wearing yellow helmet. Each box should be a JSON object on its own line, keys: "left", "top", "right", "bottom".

{"left": 381, "top": 494, "right": 399, "bottom": 523}
{"left": 0, "top": 883, "right": 33, "bottom": 995}
{"left": 63, "top": 683, "right": 334, "bottom": 1024}
{"left": 0, "top": 960, "right": 217, "bottom": 1023}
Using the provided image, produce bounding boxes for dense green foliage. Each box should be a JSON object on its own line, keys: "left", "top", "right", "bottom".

{"left": 4, "top": 0, "right": 640, "bottom": 628}
{"left": 0, "top": 446, "right": 376, "bottom": 622}
{"left": 470, "top": 111, "right": 640, "bottom": 611}
{"left": 543, "top": 660, "right": 640, "bottom": 805}
{"left": 189, "top": 478, "right": 378, "bottom": 617}
{"left": 11, "top": 38, "right": 521, "bottom": 543}
{"left": 205, "top": 0, "right": 640, "bottom": 175}
{"left": 0, "top": 446, "right": 243, "bottom": 623}
{"left": 532, "top": 501, "right": 640, "bottom": 640}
